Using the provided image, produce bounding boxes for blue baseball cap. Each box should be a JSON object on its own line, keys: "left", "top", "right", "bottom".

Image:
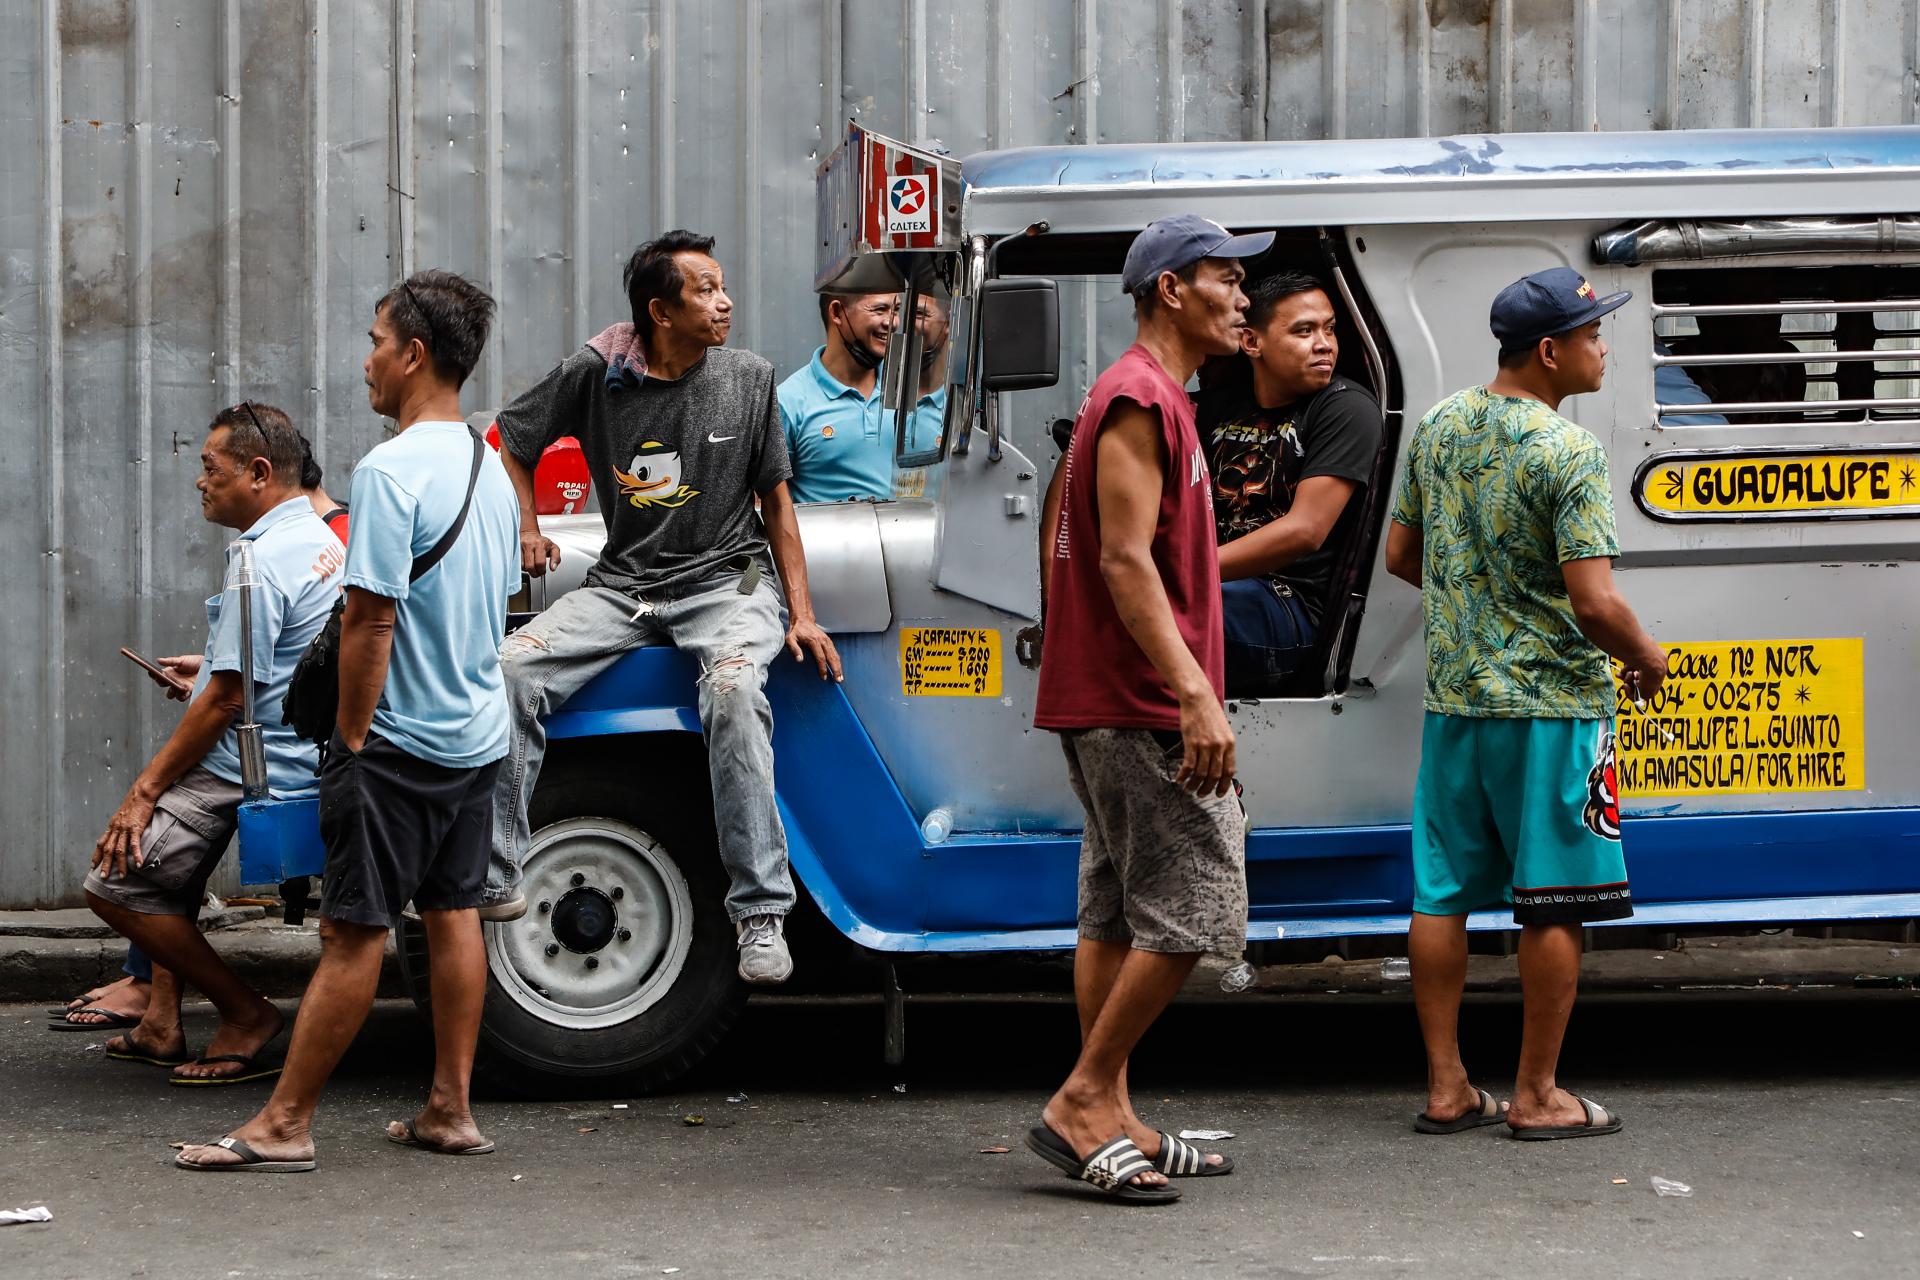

{"left": 1121, "top": 214, "right": 1276, "bottom": 296}
{"left": 1490, "top": 267, "right": 1631, "bottom": 353}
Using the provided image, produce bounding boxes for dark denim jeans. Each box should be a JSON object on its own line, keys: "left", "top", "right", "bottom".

{"left": 1222, "top": 578, "right": 1316, "bottom": 692}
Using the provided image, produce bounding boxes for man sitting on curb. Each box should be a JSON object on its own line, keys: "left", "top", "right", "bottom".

{"left": 84, "top": 402, "right": 344, "bottom": 1083}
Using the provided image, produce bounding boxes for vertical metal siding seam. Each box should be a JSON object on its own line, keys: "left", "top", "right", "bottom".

{"left": 1325, "top": 0, "right": 1347, "bottom": 139}
{"left": 1410, "top": 0, "right": 1431, "bottom": 138}
{"left": 1745, "top": 0, "right": 1765, "bottom": 127}
{"left": 1490, "top": 0, "right": 1512, "bottom": 133}
{"left": 986, "top": 0, "right": 1007, "bottom": 149}
{"left": 1159, "top": 0, "right": 1184, "bottom": 143}
{"left": 739, "top": 0, "right": 761, "bottom": 352}
{"left": 822, "top": 0, "right": 844, "bottom": 151}
{"left": 652, "top": 0, "right": 676, "bottom": 233}
{"left": 220, "top": 0, "right": 241, "bottom": 402}
{"left": 568, "top": 0, "right": 588, "bottom": 348}
{"left": 310, "top": 0, "right": 330, "bottom": 465}
{"left": 1574, "top": 0, "right": 1598, "bottom": 130}
{"left": 1823, "top": 0, "right": 1847, "bottom": 126}
{"left": 1073, "top": 0, "right": 1096, "bottom": 394}
{"left": 394, "top": 0, "right": 416, "bottom": 277}
{"left": 1663, "top": 0, "right": 1681, "bottom": 129}
{"left": 481, "top": 0, "right": 503, "bottom": 407}
{"left": 39, "top": 0, "right": 66, "bottom": 902}
{"left": 906, "top": 0, "right": 928, "bottom": 141}
{"left": 131, "top": 0, "right": 155, "bottom": 760}
{"left": 1247, "top": 0, "right": 1268, "bottom": 141}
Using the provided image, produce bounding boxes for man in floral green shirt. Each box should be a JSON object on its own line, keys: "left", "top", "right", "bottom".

{"left": 1385, "top": 267, "right": 1666, "bottom": 1144}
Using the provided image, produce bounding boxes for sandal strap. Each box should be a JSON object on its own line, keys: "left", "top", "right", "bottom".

{"left": 214, "top": 1136, "right": 260, "bottom": 1162}
{"left": 1156, "top": 1133, "right": 1204, "bottom": 1176}
{"left": 1080, "top": 1137, "right": 1152, "bottom": 1191}
{"left": 1578, "top": 1096, "right": 1609, "bottom": 1127}
{"left": 1478, "top": 1088, "right": 1499, "bottom": 1117}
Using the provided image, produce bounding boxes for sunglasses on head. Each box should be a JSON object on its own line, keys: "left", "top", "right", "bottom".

{"left": 401, "top": 281, "right": 439, "bottom": 360}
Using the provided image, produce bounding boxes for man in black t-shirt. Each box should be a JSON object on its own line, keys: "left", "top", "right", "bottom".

{"left": 1196, "top": 272, "right": 1383, "bottom": 691}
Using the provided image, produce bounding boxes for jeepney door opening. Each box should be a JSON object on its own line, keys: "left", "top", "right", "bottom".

{"left": 994, "top": 225, "right": 1402, "bottom": 699}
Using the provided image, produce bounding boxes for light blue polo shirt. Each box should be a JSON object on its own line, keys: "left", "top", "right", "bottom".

{"left": 778, "top": 347, "right": 945, "bottom": 504}
{"left": 343, "top": 422, "right": 521, "bottom": 769}
{"left": 195, "top": 496, "right": 346, "bottom": 799}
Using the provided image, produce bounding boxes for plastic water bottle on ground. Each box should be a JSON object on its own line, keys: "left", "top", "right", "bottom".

{"left": 1380, "top": 957, "right": 1412, "bottom": 981}
{"left": 920, "top": 807, "right": 953, "bottom": 844}
{"left": 1219, "top": 960, "right": 1256, "bottom": 993}
{"left": 1651, "top": 1176, "right": 1693, "bottom": 1197}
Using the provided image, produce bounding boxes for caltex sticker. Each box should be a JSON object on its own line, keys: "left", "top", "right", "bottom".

{"left": 885, "top": 173, "right": 934, "bottom": 236}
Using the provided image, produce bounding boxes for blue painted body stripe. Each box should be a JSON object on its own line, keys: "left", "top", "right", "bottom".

{"left": 528, "top": 649, "right": 1920, "bottom": 951}
{"left": 961, "top": 127, "right": 1920, "bottom": 195}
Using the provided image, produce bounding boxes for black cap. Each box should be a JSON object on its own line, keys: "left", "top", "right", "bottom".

{"left": 1490, "top": 267, "right": 1631, "bottom": 353}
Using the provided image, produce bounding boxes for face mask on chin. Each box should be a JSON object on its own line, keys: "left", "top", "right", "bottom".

{"left": 836, "top": 315, "right": 884, "bottom": 371}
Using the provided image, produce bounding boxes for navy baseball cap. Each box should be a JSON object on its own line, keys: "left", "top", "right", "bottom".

{"left": 1121, "top": 214, "right": 1276, "bottom": 296}
{"left": 1490, "top": 267, "right": 1631, "bottom": 353}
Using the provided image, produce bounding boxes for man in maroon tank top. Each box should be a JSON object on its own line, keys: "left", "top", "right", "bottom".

{"left": 1026, "top": 215, "right": 1272, "bottom": 1203}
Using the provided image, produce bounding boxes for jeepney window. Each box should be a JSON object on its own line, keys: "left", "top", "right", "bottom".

{"left": 1652, "top": 265, "right": 1920, "bottom": 425}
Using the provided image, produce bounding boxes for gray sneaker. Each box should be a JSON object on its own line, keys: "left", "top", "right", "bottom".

{"left": 735, "top": 914, "right": 794, "bottom": 985}
{"left": 400, "top": 894, "right": 527, "bottom": 924}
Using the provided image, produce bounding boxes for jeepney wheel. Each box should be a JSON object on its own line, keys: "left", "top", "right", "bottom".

{"left": 397, "top": 761, "right": 743, "bottom": 1096}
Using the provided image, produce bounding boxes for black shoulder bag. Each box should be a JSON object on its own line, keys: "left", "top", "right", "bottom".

{"left": 283, "top": 427, "right": 486, "bottom": 746}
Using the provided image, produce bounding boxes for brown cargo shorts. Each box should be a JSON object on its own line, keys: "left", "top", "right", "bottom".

{"left": 1060, "top": 728, "right": 1248, "bottom": 955}
{"left": 83, "top": 765, "right": 244, "bottom": 916}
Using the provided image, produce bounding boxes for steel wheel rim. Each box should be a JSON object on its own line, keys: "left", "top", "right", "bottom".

{"left": 486, "top": 816, "right": 694, "bottom": 1031}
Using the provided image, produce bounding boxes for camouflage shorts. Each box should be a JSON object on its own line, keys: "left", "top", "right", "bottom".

{"left": 1060, "top": 728, "right": 1248, "bottom": 955}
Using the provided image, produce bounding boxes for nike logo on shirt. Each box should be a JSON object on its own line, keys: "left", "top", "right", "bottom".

{"left": 708, "top": 432, "right": 738, "bottom": 443}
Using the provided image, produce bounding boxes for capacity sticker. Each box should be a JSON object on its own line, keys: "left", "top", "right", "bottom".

{"left": 1636, "top": 450, "right": 1920, "bottom": 521}
{"left": 1613, "top": 638, "right": 1864, "bottom": 797}
{"left": 900, "top": 627, "right": 1000, "bottom": 697}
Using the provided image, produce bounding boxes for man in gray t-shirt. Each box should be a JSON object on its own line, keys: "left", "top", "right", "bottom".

{"left": 489, "top": 230, "right": 842, "bottom": 985}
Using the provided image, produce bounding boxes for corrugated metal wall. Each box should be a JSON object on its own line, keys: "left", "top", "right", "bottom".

{"left": 2, "top": 0, "right": 1917, "bottom": 907}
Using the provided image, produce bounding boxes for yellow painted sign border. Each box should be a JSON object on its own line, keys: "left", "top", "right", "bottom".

{"left": 1633, "top": 447, "right": 1920, "bottom": 522}
{"left": 900, "top": 627, "right": 1002, "bottom": 698}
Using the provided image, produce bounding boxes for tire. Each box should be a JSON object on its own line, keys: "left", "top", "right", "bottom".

{"left": 397, "top": 747, "right": 744, "bottom": 1097}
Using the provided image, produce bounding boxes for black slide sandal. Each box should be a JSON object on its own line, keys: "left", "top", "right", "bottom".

{"left": 1414, "top": 1086, "right": 1510, "bottom": 1134}
{"left": 1025, "top": 1125, "right": 1181, "bottom": 1204}
{"left": 168, "top": 1054, "right": 284, "bottom": 1087}
{"left": 48, "top": 1009, "right": 141, "bottom": 1032}
{"left": 174, "top": 1135, "right": 314, "bottom": 1173}
{"left": 1152, "top": 1131, "right": 1233, "bottom": 1176}
{"left": 1509, "top": 1095, "right": 1623, "bottom": 1141}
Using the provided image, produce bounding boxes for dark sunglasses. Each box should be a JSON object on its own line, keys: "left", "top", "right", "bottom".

{"left": 401, "top": 281, "right": 439, "bottom": 360}
{"left": 238, "top": 399, "right": 264, "bottom": 434}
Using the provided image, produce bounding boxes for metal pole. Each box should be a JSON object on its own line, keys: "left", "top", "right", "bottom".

{"left": 231, "top": 540, "right": 268, "bottom": 799}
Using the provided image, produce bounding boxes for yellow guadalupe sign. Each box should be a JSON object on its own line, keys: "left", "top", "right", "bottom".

{"left": 1636, "top": 449, "right": 1920, "bottom": 520}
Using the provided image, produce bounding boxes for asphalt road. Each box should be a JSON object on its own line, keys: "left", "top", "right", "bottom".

{"left": 1, "top": 990, "right": 1914, "bottom": 1279}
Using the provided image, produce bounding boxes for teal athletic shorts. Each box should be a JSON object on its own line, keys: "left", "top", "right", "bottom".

{"left": 1410, "top": 712, "right": 1633, "bottom": 925}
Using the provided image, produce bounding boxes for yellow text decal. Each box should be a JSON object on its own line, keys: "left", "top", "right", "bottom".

{"left": 1638, "top": 451, "right": 1920, "bottom": 520}
{"left": 1614, "top": 638, "right": 1864, "bottom": 797}
{"left": 900, "top": 627, "right": 1001, "bottom": 697}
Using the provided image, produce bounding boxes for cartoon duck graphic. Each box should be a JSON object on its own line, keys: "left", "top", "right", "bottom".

{"left": 613, "top": 441, "right": 700, "bottom": 509}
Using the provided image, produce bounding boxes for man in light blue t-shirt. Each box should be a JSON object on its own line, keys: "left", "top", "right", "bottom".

{"left": 85, "top": 402, "right": 342, "bottom": 1081}
{"left": 779, "top": 290, "right": 945, "bottom": 504}
{"left": 180, "top": 272, "right": 518, "bottom": 1173}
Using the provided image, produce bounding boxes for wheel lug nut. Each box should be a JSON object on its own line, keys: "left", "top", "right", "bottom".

{"left": 617, "top": 929, "right": 632, "bottom": 943}
{"left": 570, "top": 872, "right": 586, "bottom": 887}
{"left": 585, "top": 956, "right": 600, "bottom": 970}
{"left": 544, "top": 943, "right": 559, "bottom": 957}
{"left": 611, "top": 886, "right": 624, "bottom": 900}
{"left": 538, "top": 900, "right": 551, "bottom": 914}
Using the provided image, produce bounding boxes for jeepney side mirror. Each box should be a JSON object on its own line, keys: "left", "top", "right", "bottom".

{"left": 977, "top": 277, "right": 1059, "bottom": 392}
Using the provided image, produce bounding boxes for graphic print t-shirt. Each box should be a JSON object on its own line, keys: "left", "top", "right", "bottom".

{"left": 1195, "top": 376, "right": 1381, "bottom": 625}
{"left": 495, "top": 344, "right": 792, "bottom": 595}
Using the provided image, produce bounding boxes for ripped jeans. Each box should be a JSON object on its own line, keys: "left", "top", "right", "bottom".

{"left": 488, "top": 564, "right": 796, "bottom": 921}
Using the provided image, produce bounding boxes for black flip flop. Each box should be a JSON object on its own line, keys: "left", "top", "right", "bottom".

{"left": 168, "top": 1054, "right": 284, "bottom": 1087}
{"left": 48, "top": 1009, "right": 141, "bottom": 1032}
{"left": 1152, "top": 1131, "right": 1233, "bottom": 1176}
{"left": 174, "top": 1135, "right": 314, "bottom": 1173}
{"left": 1509, "top": 1095, "right": 1623, "bottom": 1141}
{"left": 386, "top": 1118, "right": 495, "bottom": 1156}
{"left": 104, "top": 1034, "right": 192, "bottom": 1068}
{"left": 1414, "top": 1086, "right": 1510, "bottom": 1134}
{"left": 1025, "top": 1124, "right": 1180, "bottom": 1204}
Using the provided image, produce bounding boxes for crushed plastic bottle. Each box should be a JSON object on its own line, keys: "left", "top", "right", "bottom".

{"left": 1218, "top": 961, "right": 1257, "bottom": 993}
{"left": 920, "top": 807, "right": 953, "bottom": 844}
{"left": 1380, "top": 957, "right": 1412, "bottom": 981}
{"left": 1650, "top": 1176, "right": 1693, "bottom": 1197}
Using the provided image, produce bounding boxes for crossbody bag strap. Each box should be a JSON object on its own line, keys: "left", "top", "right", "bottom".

{"left": 409, "top": 426, "right": 485, "bottom": 583}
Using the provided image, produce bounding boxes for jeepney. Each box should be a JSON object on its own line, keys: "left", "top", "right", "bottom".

{"left": 367, "top": 124, "right": 1920, "bottom": 1094}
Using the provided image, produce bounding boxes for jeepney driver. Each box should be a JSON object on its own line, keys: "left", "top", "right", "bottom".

{"left": 778, "top": 290, "right": 946, "bottom": 504}
{"left": 1197, "top": 271, "right": 1383, "bottom": 691}
{"left": 492, "top": 230, "right": 842, "bottom": 986}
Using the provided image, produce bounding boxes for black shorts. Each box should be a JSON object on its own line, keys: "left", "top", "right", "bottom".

{"left": 317, "top": 731, "right": 502, "bottom": 929}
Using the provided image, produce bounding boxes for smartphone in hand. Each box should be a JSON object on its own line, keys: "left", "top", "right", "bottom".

{"left": 120, "top": 647, "right": 192, "bottom": 696}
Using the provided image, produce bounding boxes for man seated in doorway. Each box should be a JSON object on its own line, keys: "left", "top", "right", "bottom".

{"left": 779, "top": 290, "right": 948, "bottom": 504}
{"left": 1196, "top": 271, "right": 1383, "bottom": 691}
